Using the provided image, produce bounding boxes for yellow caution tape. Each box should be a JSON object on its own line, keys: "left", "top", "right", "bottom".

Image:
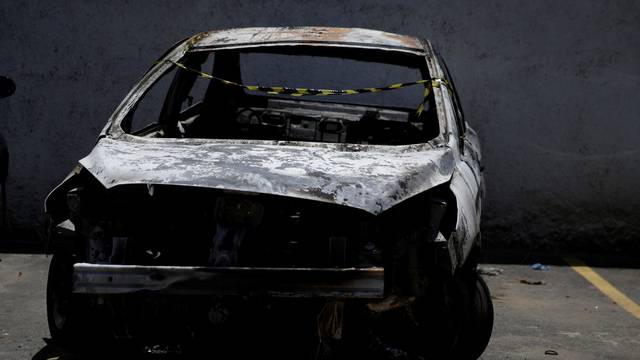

{"left": 166, "top": 59, "right": 449, "bottom": 115}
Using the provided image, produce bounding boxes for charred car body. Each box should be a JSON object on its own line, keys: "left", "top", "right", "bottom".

{"left": 45, "top": 27, "right": 492, "bottom": 358}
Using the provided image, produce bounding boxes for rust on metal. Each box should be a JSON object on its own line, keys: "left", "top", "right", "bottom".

{"left": 191, "top": 27, "right": 425, "bottom": 52}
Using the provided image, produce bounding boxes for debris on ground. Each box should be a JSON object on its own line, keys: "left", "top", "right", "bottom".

{"left": 520, "top": 279, "right": 546, "bottom": 285}
{"left": 545, "top": 349, "right": 559, "bottom": 355}
{"left": 531, "top": 263, "right": 550, "bottom": 271}
{"left": 478, "top": 266, "right": 504, "bottom": 276}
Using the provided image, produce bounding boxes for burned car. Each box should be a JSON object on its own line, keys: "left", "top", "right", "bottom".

{"left": 45, "top": 27, "right": 492, "bottom": 359}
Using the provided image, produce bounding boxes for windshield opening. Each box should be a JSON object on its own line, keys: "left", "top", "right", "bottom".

{"left": 122, "top": 46, "right": 439, "bottom": 145}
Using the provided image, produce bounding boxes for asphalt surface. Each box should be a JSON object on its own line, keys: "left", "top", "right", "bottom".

{"left": 0, "top": 254, "right": 638, "bottom": 359}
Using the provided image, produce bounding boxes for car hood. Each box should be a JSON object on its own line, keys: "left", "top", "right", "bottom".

{"left": 79, "top": 137, "right": 454, "bottom": 215}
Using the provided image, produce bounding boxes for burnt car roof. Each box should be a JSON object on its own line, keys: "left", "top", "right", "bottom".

{"left": 188, "top": 27, "right": 425, "bottom": 53}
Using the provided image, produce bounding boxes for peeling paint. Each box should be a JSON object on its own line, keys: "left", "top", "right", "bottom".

{"left": 192, "top": 27, "right": 424, "bottom": 52}
{"left": 79, "top": 137, "right": 455, "bottom": 215}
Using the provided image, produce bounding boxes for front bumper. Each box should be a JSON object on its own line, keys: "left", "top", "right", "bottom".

{"left": 72, "top": 263, "right": 385, "bottom": 299}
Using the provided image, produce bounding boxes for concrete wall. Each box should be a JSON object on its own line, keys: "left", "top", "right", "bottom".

{"left": 1, "top": 1, "right": 639, "bottom": 251}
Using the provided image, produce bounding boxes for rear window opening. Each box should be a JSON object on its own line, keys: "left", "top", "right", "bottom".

{"left": 123, "top": 46, "right": 439, "bottom": 145}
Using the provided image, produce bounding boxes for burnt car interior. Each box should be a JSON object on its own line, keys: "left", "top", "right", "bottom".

{"left": 122, "top": 46, "right": 440, "bottom": 145}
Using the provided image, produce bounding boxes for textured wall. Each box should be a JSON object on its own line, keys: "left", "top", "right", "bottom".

{"left": 1, "top": 1, "right": 638, "bottom": 250}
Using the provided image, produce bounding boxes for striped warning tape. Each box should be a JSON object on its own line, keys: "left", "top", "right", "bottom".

{"left": 166, "top": 59, "right": 449, "bottom": 115}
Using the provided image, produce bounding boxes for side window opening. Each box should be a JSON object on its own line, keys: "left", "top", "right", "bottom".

{"left": 122, "top": 53, "right": 216, "bottom": 136}
{"left": 122, "top": 66, "right": 178, "bottom": 135}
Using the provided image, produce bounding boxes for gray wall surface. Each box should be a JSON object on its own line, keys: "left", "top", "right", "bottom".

{"left": 1, "top": 1, "right": 638, "bottom": 251}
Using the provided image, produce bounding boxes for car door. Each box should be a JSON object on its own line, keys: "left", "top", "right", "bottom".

{"left": 437, "top": 53, "right": 484, "bottom": 261}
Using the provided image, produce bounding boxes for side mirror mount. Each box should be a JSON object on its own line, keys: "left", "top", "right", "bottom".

{"left": 0, "top": 76, "right": 16, "bottom": 98}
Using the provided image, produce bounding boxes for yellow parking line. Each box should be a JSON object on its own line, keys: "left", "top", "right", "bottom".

{"left": 564, "top": 257, "right": 640, "bottom": 320}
